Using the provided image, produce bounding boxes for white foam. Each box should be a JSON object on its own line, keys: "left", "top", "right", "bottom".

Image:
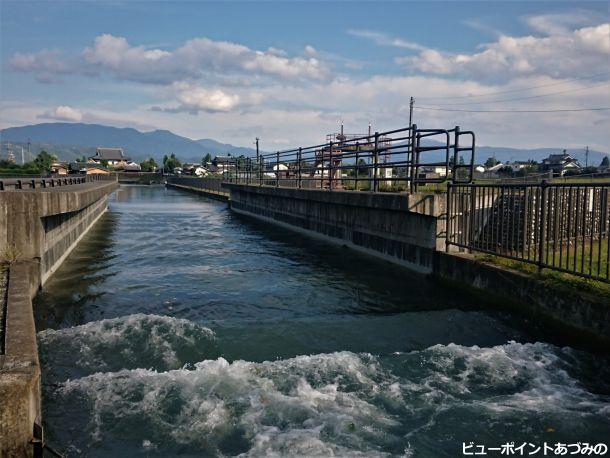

{"left": 52, "top": 351, "right": 399, "bottom": 456}
{"left": 44, "top": 340, "right": 610, "bottom": 455}
{"left": 38, "top": 314, "right": 216, "bottom": 376}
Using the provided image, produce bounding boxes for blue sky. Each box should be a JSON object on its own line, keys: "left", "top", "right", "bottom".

{"left": 1, "top": 1, "right": 609, "bottom": 151}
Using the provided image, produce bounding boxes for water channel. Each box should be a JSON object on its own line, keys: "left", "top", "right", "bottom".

{"left": 34, "top": 185, "right": 610, "bottom": 457}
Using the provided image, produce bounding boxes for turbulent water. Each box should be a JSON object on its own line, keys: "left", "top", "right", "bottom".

{"left": 35, "top": 185, "right": 610, "bottom": 457}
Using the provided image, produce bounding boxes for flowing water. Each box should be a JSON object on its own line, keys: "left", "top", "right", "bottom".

{"left": 34, "top": 185, "right": 610, "bottom": 457}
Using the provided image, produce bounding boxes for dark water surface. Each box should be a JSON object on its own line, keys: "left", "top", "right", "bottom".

{"left": 35, "top": 185, "right": 610, "bottom": 457}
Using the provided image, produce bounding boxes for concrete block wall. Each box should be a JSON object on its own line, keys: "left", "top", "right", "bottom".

{"left": 225, "top": 184, "right": 445, "bottom": 273}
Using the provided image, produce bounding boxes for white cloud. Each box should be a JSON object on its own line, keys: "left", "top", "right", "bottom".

{"left": 403, "top": 23, "right": 610, "bottom": 81}
{"left": 346, "top": 29, "right": 426, "bottom": 51}
{"left": 305, "top": 45, "right": 317, "bottom": 57}
{"left": 11, "top": 34, "right": 328, "bottom": 85}
{"left": 9, "top": 49, "right": 70, "bottom": 83}
{"left": 40, "top": 105, "right": 83, "bottom": 122}
{"left": 524, "top": 11, "right": 601, "bottom": 35}
{"left": 167, "top": 84, "right": 241, "bottom": 113}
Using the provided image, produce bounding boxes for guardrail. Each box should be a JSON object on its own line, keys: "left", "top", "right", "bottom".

{"left": 0, "top": 173, "right": 116, "bottom": 191}
{"left": 447, "top": 181, "right": 610, "bottom": 283}
{"left": 225, "top": 124, "right": 475, "bottom": 193}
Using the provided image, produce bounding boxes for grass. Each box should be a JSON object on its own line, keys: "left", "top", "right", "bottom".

{"left": 476, "top": 248, "right": 610, "bottom": 301}
{"left": 551, "top": 176, "right": 610, "bottom": 184}
{"left": 0, "top": 244, "right": 22, "bottom": 266}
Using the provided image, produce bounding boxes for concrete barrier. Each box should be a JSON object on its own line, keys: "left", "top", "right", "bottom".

{"left": 434, "top": 252, "right": 610, "bottom": 350}
{"left": 0, "top": 262, "right": 40, "bottom": 456}
{"left": 224, "top": 184, "right": 446, "bottom": 273}
{"left": 166, "top": 177, "right": 229, "bottom": 201}
{"left": 0, "top": 180, "right": 118, "bottom": 286}
{"left": 0, "top": 180, "right": 118, "bottom": 455}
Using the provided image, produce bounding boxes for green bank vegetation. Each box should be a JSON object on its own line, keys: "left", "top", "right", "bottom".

{"left": 0, "top": 150, "right": 57, "bottom": 176}
{"left": 477, "top": 247, "right": 610, "bottom": 301}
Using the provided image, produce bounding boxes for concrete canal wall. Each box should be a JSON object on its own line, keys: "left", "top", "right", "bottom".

{"left": 0, "top": 179, "right": 118, "bottom": 456}
{"left": 166, "top": 176, "right": 229, "bottom": 201}
{"left": 225, "top": 183, "right": 446, "bottom": 273}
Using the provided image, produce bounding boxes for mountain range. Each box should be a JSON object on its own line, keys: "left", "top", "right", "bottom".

{"left": 0, "top": 122, "right": 608, "bottom": 166}
{"left": 0, "top": 123, "right": 258, "bottom": 164}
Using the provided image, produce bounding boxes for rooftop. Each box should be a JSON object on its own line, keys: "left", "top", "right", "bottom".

{"left": 91, "top": 147, "right": 130, "bottom": 161}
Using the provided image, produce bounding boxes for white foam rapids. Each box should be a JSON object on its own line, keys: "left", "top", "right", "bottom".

{"left": 38, "top": 314, "right": 218, "bottom": 380}
{"left": 44, "top": 340, "right": 610, "bottom": 456}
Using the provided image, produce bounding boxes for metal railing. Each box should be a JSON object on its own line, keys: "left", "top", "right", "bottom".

{"left": 0, "top": 173, "right": 116, "bottom": 191}
{"left": 225, "top": 124, "right": 475, "bottom": 193}
{"left": 447, "top": 181, "right": 610, "bottom": 282}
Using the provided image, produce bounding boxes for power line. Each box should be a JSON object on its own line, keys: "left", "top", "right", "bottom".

{"left": 416, "top": 71, "right": 610, "bottom": 100}
{"left": 420, "top": 82, "right": 609, "bottom": 106}
{"left": 414, "top": 106, "right": 610, "bottom": 113}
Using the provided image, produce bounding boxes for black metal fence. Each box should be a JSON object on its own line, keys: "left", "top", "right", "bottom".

{"left": 225, "top": 124, "right": 474, "bottom": 192}
{"left": 447, "top": 181, "right": 610, "bottom": 283}
{"left": 0, "top": 173, "right": 116, "bottom": 191}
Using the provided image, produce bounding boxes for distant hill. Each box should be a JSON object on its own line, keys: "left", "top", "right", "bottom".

{"left": 0, "top": 123, "right": 258, "bottom": 163}
{"left": 0, "top": 122, "right": 607, "bottom": 166}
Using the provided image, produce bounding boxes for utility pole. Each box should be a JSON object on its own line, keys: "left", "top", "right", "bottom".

{"left": 585, "top": 146, "right": 589, "bottom": 168}
{"left": 255, "top": 137, "right": 259, "bottom": 162}
{"left": 409, "top": 96, "right": 414, "bottom": 127}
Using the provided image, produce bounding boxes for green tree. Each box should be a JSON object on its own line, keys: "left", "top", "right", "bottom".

{"left": 163, "top": 153, "right": 181, "bottom": 172}
{"left": 140, "top": 157, "right": 158, "bottom": 172}
{"left": 202, "top": 153, "right": 212, "bottom": 165}
{"left": 484, "top": 156, "right": 498, "bottom": 168}
{"left": 33, "top": 150, "right": 57, "bottom": 172}
{"left": 600, "top": 156, "right": 609, "bottom": 168}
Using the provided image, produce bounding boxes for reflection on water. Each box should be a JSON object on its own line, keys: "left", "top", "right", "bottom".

{"left": 34, "top": 185, "right": 610, "bottom": 457}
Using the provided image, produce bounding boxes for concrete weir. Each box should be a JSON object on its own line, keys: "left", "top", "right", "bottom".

{"left": 0, "top": 178, "right": 118, "bottom": 456}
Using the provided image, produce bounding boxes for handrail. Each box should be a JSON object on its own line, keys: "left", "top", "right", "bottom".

{"left": 224, "top": 123, "right": 474, "bottom": 192}
{"left": 0, "top": 173, "right": 117, "bottom": 191}
{"left": 447, "top": 181, "right": 610, "bottom": 283}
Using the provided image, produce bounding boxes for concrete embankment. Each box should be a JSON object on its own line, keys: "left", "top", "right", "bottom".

{"left": 225, "top": 183, "right": 444, "bottom": 273}
{"left": 0, "top": 179, "right": 118, "bottom": 456}
{"left": 166, "top": 176, "right": 229, "bottom": 201}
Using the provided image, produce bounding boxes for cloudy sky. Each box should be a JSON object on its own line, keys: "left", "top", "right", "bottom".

{"left": 1, "top": 1, "right": 609, "bottom": 151}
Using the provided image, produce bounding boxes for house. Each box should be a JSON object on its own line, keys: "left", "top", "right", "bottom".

{"left": 122, "top": 162, "right": 142, "bottom": 172}
{"left": 485, "top": 163, "right": 505, "bottom": 173}
{"left": 50, "top": 161, "right": 69, "bottom": 175}
{"left": 506, "top": 161, "right": 531, "bottom": 172}
{"left": 181, "top": 163, "right": 202, "bottom": 175}
{"left": 209, "top": 156, "right": 235, "bottom": 174}
{"left": 69, "top": 162, "right": 110, "bottom": 175}
{"left": 89, "top": 147, "right": 131, "bottom": 166}
{"left": 194, "top": 166, "right": 208, "bottom": 177}
{"left": 540, "top": 151, "right": 580, "bottom": 176}
{"left": 420, "top": 166, "right": 447, "bottom": 177}
{"left": 418, "top": 171, "right": 440, "bottom": 180}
